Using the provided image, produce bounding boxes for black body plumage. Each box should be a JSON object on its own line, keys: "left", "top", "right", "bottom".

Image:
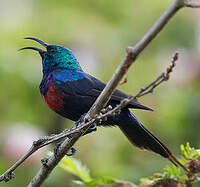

{"left": 20, "top": 37, "right": 187, "bottom": 171}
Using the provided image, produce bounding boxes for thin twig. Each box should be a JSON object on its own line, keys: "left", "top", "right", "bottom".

{"left": 135, "top": 52, "right": 178, "bottom": 98}
{"left": 0, "top": 146, "right": 37, "bottom": 182}
{"left": 184, "top": 1, "right": 200, "bottom": 8}
{"left": 96, "top": 52, "right": 179, "bottom": 122}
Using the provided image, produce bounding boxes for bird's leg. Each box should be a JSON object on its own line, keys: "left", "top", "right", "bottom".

{"left": 54, "top": 141, "right": 76, "bottom": 157}
{"left": 75, "top": 113, "right": 87, "bottom": 128}
{"left": 75, "top": 114, "right": 97, "bottom": 136}
{"left": 54, "top": 113, "right": 97, "bottom": 157}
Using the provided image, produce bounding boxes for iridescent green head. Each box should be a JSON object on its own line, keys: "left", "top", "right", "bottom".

{"left": 20, "top": 37, "right": 82, "bottom": 74}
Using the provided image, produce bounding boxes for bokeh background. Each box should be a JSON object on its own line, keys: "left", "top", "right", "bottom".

{"left": 0, "top": 0, "right": 200, "bottom": 186}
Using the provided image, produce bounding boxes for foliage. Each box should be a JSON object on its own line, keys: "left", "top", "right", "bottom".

{"left": 58, "top": 156, "right": 116, "bottom": 187}
{"left": 180, "top": 142, "right": 200, "bottom": 160}
{"left": 59, "top": 156, "right": 92, "bottom": 183}
{"left": 59, "top": 143, "right": 200, "bottom": 187}
{"left": 140, "top": 143, "right": 200, "bottom": 186}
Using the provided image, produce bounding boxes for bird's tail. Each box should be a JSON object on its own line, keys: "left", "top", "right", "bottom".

{"left": 118, "top": 111, "right": 188, "bottom": 172}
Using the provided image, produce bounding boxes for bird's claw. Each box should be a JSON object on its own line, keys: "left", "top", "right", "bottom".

{"left": 54, "top": 141, "right": 62, "bottom": 157}
{"left": 54, "top": 141, "right": 76, "bottom": 157}
{"left": 75, "top": 114, "right": 97, "bottom": 136}
{"left": 75, "top": 113, "right": 87, "bottom": 128}
{"left": 83, "top": 124, "right": 97, "bottom": 136}
{"left": 66, "top": 147, "right": 76, "bottom": 156}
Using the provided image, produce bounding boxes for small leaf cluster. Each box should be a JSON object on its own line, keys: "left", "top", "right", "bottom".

{"left": 58, "top": 143, "right": 200, "bottom": 187}
{"left": 140, "top": 143, "right": 200, "bottom": 186}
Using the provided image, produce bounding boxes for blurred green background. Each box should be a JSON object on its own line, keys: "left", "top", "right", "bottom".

{"left": 0, "top": 0, "right": 200, "bottom": 186}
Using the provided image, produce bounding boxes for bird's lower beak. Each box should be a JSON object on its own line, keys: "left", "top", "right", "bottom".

{"left": 19, "top": 47, "right": 47, "bottom": 57}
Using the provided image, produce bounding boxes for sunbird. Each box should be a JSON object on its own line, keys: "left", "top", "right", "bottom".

{"left": 20, "top": 37, "right": 187, "bottom": 171}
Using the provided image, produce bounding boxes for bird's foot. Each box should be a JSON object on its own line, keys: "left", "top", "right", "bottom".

{"left": 66, "top": 147, "right": 76, "bottom": 156}
{"left": 75, "top": 113, "right": 87, "bottom": 128}
{"left": 75, "top": 114, "right": 97, "bottom": 136}
{"left": 83, "top": 124, "right": 97, "bottom": 136}
{"left": 54, "top": 141, "right": 76, "bottom": 157}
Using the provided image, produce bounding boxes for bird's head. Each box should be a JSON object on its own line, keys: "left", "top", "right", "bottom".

{"left": 20, "top": 37, "right": 82, "bottom": 74}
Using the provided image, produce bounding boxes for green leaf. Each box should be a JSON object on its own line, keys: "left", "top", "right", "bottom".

{"left": 59, "top": 156, "right": 92, "bottom": 182}
{"left": 57, "top": 154, "right": 116, "bottom": 186}
{"left": 85, "top": 176, "right": 116, "bottom": 187}
{"left": 180, "top": 142, "right": 200, "bottom": 159}
{"left": 163, "top": 165, "right": 181, "bottom": 180}
{"left": 72, "top": 180, "right": 84, "bottom": 186}
{"left": 180, "top": 144, "right": 188, "bottom": 158}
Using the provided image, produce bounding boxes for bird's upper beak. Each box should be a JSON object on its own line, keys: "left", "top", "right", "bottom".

{"left": 19, "top": 37, "right": 48, "bottom": 57}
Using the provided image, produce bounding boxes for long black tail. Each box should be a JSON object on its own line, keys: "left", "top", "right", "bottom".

{"left": 117, "top": 110, "right": 188, "bottom": 172}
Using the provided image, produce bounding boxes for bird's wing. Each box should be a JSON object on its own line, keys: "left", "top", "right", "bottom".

{"left": 86, "top": 74, "right": 153, "bottom": 111}
{"left": 53, "top": 71, "right": 153, "bottom": 111}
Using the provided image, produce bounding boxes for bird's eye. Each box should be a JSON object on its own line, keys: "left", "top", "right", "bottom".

{"left": 48, "top": 48, "right": 57, "bottom": 53}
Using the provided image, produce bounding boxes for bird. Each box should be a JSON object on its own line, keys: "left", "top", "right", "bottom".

{"left": 20, "top": 37, "right": 187, "bottom": 171}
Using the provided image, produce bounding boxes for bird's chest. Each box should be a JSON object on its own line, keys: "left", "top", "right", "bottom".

{"left": 42, "top": 81, "right": 65, "bottom": 113}
{"left": 39, "top": 70, "right": 89, "bottom": 121}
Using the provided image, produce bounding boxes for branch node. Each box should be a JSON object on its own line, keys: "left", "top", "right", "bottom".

{"left": 108, "top": 105, "right": 112, "bottom": 110}
{"left": 4, "top": 172, "right": 15, "bottom": 182}
{"left": 41, "top": 158, "right": 49, "bottom": 168}
{"left": 184, "top": 0, "right": 200, "bottom": 8}
{"left": 101, "top": 108, "right": 106, "bottom": 114}
{"left": 126, "top": 46, "right": 134, "bottom": 54}
{"left": 141, "top": 88, "right": 145, "bottom": 92}
{"left": 126, "top": 48, "right": 136, "bottom": 62}
{"left": 33, "top": 139, "right": 45, "bottom": 147}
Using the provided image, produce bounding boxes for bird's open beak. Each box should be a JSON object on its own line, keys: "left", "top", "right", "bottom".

{"left": 19, "top": 37, "right": 48, "bottom": 57}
